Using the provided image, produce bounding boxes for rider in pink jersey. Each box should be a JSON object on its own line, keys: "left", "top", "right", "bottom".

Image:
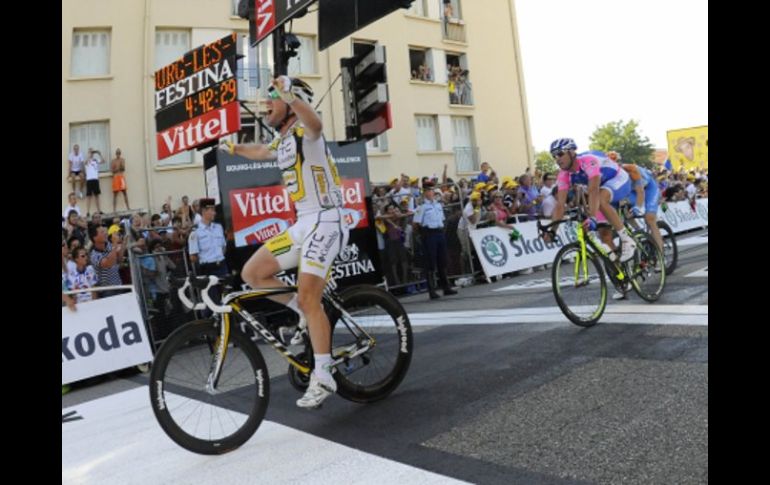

{"left": 547, "top": 139, "right": 637, "bottom": 262}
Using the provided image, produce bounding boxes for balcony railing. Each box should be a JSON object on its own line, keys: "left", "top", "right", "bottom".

{"left": 448, "top": 78, "right": 473, "bottom": 105}
{"left": 454, "top": 146, "right": 480, "bottom": 173}
{"left": 443, "top": 17, "right": 466, "bottom": 43}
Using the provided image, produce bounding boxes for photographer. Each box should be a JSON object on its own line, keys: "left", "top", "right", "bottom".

{"left": 89, "top": 224, "right": 128, "bottom": 297}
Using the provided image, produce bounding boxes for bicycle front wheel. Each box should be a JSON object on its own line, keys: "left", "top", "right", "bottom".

{"left": 149, "top": 319, "right": 270, "bottom": 455}
{"left": 552, "top": 242, "right": 607, "bottom": 327}
{"left": 327, "top": 285, "right": 413, "bottom": 403}
{"left": 629, "top": 232, "right": 666, "bottom": 302}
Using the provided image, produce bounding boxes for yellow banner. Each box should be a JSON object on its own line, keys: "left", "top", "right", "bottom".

{"left": 666, "top": 125, "right": 708, "bottom": 172}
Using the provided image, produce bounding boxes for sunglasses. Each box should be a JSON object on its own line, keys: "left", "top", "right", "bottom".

{"left": 552, "top": 150, "right": 565, "bottom": 158}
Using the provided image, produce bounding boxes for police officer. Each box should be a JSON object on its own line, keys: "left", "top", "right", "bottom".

{"left": 413, "top": 182, "right": 458, "bottom": 300}
{"left": 188, "top": 198, "right": 228, "bottom": 305}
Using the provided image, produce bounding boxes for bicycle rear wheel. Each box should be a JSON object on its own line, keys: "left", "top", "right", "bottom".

{"left": 657, "top": 220, "right": 678, "bottom": 275}
{"left": 552, "top": 242, "right": 607, "bottom": 327}
{"left": 327, "top": 285, "right": 413, "bottom": 403}
{"left": 628, "top": 232, "right": 666, "bottom": 302}
{"left": 149, "top": 319, "right": 269, "bottom": 455}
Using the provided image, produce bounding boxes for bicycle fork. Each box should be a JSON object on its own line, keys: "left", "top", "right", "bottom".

{"left": 205, "top": 314, "right": 231, "bottom": 395}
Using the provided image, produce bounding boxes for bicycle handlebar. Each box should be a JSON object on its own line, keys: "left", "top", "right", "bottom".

{"left": 175, "top": 276, "right": 233, "bottom": 314}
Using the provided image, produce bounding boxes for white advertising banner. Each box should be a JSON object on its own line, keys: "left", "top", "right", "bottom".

{"left": 469, "top": 198, "right": 708, "bottom": 279}
{"left": 657, "top": 198, "right": 708, "bottom": 234}
{"left": 62, "top": 292, "right": 153, "bottom": 385}
{"left": 469, "top": 220, "right": 580, "bottom": 279}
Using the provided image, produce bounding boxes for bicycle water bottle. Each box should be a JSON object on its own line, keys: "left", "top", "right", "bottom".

{"left": 661, "top": 202, "right": 668, "bottom": 212}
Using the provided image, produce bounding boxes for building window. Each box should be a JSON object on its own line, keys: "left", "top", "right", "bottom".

{"left": 71, "top": 30, "right": 111, "bottom": 77}
{"left": 154, "top": 30, "right": 190, "bottom": 70}
{"left": 70, "top": 122, "right": 111, "bottom": 173}
{"left": 155, "top": 30, "right": 193, "bottom": 166}
{"left": 231, "top": 0, "right": 241, "bottom": 16}
{"left": 237, "top": 33, "right": 260, "bottom": 101}
{"left": 446, "top": 52, "right": 472, "bottom": 105}
{"left": 443, "top": 0, "right": 463, "bottom": 21}
{"left": 451, "top": 116, "right": 479, "bottom": 172}
{"left": 366, "top": 133, "right": 389, "bottom": 153}
{"left": 287, "top": 35, "right": 317, "bottom": 76}
{"left": 408, "top": 0, "right": 429, "bottom": 17}
{"left": 415, "top": 115, "right": 439, "bottom": 151}
{"left": 409, "top": 48, "right": 434, "bottom": 82}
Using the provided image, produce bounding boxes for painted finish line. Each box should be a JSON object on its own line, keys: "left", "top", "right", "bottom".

{"left": 404, "top": 305, "right": 708, "bottom": 326}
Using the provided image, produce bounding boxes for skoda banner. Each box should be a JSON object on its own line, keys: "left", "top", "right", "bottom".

{"left": 62, "top": 292, "right": 153, "bottom": 385}
{"left": 470, "top": 198, "right": 708, "bottom": 279}
{"left": 204, "top": 141, "right": 382, "bottom": 288}
{"left": 658, "top": 199, "right": 708, "bottom": 233}
{"left": 469, "top": 220, "right": 579, "bottom": 279}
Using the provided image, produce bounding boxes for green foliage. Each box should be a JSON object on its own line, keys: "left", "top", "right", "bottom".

{"left": 589, "top": 120, "right": 655, "bottom": 169}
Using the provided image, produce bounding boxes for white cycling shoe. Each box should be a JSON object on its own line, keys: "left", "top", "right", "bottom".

{"left": 619, "top": 239, "right": 637, "bottom": 263}
{"left": 296, "top": 372, "right": 337, "bottom": 409}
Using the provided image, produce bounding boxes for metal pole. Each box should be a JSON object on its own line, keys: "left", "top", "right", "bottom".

{"left": 273, "top": 26, "right": 288, "bottom": 76}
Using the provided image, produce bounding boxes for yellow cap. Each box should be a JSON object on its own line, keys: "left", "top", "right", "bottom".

{"left": 389, "top": 177, "right": 399, "bottom": 185}
{"left": 501, "top": 176, "right": 513, "bottom": 184}
{"left": 474, "top": 182, "right": 487, "bottom": 191}
{"left": 469, "top": 191, "right": 482, "bottom": 200}
{"left": 108, "top": 224, "right": 120, "bottom": 236}
{"left": 409, "top": 176, "right": 418, "bottom": 184}
{"left": 485, "top": 183, "right": 497, "bottom": 191}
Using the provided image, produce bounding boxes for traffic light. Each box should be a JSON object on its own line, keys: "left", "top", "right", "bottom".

{"left": 341, "top": 44, "right": 391, "bottom": 141}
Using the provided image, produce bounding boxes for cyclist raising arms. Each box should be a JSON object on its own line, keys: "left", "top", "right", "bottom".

{"left": 221, "top": 75, "right": 348, "bottom": 409}
{"left": 547, "top": 139, "right": 637, "bottom": 262}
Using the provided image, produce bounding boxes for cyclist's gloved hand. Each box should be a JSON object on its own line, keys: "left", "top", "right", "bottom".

{"left": 271, "top": 75, "right": 296, "bottom": 104}
{"left": 631, "top": 206, "right": 644, "bottom": 217}
{"left": 582, "top": 216, "right": 598, "bottom": 231}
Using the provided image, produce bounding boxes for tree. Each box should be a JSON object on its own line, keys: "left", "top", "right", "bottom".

{"left": 535, "top": 151, "right": 558, "bottom": 176}
{"left": 588, "top": 120, "right": 655, "bottom": 169}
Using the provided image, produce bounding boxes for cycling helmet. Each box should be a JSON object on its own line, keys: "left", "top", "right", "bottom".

{"left": 550, "top": 138, "right": 578, "bottom": 155}
{"left": 288, "top": 78, "right": 313, "bottom": 105}
{"left": 607, "top": 150, "right": 620, "bottom": 161}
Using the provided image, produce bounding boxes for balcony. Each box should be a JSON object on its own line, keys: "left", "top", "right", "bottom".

{"left": 443, "top": 17, "right": 466, "bottom": 43}
{"left": 448, "top": 76, "right": 473, "bottom": 105}
{"left": 454, "top": 146, "right": 480, "bottom": 173}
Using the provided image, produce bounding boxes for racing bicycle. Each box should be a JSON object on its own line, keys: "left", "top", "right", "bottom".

{"left": 149, "top": 275, "right": 413, "bottom": 454}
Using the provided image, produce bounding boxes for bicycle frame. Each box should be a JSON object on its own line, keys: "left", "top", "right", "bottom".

{"left": 180, "top": 280, "right": 377, "bottom": 393}
{"left": 540, "top": 191, "right": 628, "bottom": 289}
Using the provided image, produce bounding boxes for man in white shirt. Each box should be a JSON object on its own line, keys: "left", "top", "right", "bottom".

{"left": 541, "top": 186, "right": 558, "bottom": 218}
{"left": 84, "top": 149, "right": 104, "bottom": 216}
{"left": 68, "top": 144, "right": 85, "bottom": 199}
{"left": 540, "top": 173, "right": 556, "bottom": 199}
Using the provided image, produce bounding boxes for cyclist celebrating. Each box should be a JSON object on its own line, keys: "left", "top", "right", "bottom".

{"left": 547, "top": 138, "right": 636, "bottom": 262}
{"left": 221, "top": 75, "right": 348, "bottom": 409}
